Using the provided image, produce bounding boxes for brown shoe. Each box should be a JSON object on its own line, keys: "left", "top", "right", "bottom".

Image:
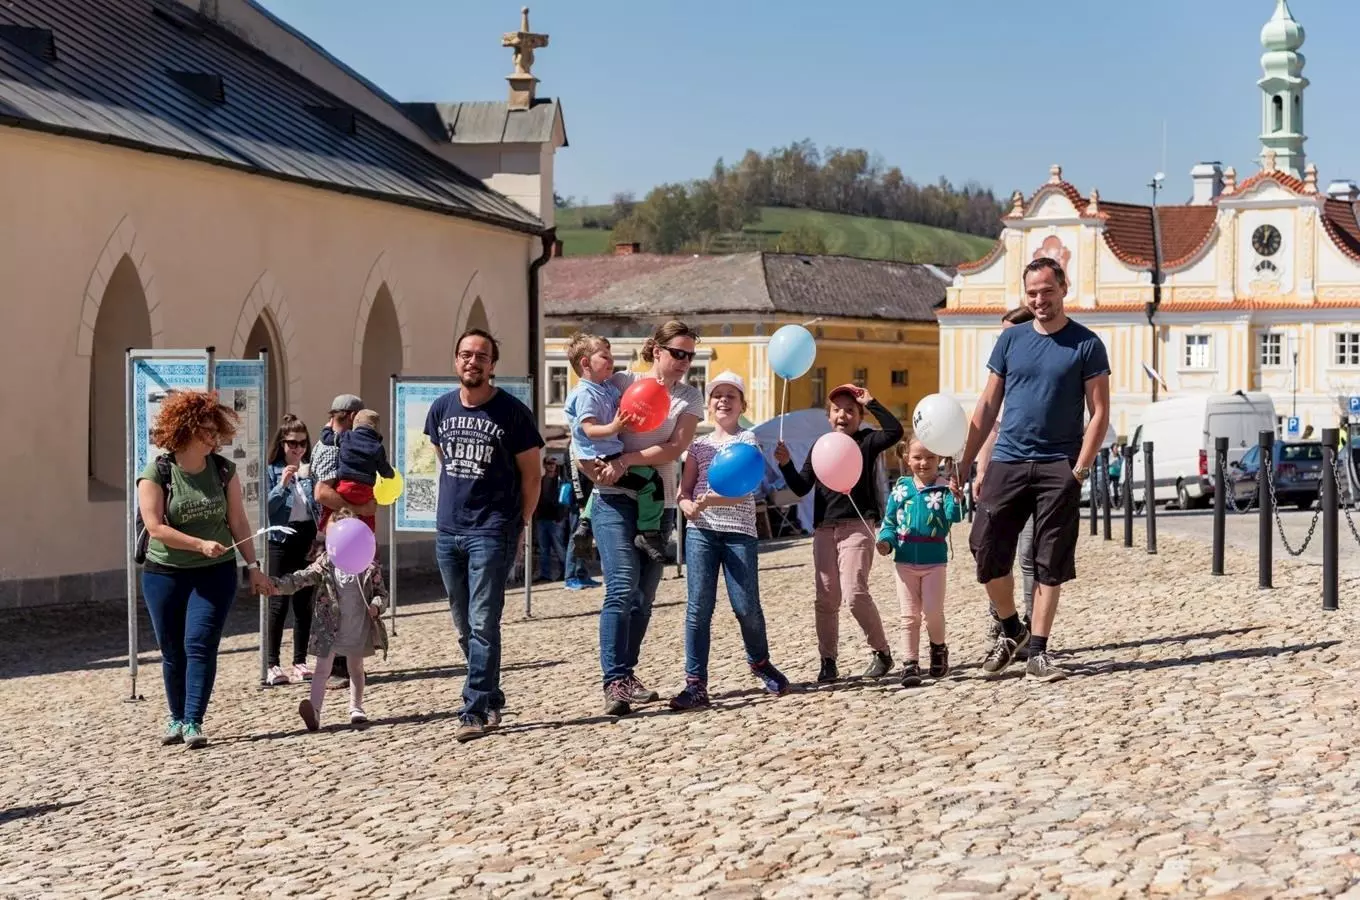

{"left": 298, "top": 699, "right": 320, "bottom": 732}
{"left": 455, "top": 716, "right": 487, "bottom": 743}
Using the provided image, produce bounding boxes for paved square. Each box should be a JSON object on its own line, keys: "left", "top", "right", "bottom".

{"left": 3, "top": 524, "right": 1358, "bottom": 898}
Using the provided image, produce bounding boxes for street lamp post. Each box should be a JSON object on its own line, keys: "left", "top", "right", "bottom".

{"left": 1146, "top": 173, "right": 1165, "bottom": 404}
{"left": 1292, "top": 337, "right": 1299, "bottom": 418}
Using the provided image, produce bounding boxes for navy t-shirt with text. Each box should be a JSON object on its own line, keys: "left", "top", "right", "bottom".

{"left": 988, "top": 319, "right": 1110, "bottom": 464}
{"left": 423, "top": 388, "right": 544, "bottom": 536}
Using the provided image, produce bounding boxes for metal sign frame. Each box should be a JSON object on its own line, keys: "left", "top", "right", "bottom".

{"left": 388, "top": 375, "right": 538, "bottom": 629}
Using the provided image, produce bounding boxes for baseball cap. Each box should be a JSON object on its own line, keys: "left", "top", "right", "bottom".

{"left": 706, "top": 370, "right": 746, "bottom": 400}
{"left": 827, "top": 383, "right": 862, "bottom": 404}
{"left": 330, "top": 394, "right": 363, "bottom": 413}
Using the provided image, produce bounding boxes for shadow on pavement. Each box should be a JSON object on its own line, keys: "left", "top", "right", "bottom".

{"left": 1058, "top": 625, "right": 1268, "bottom": 657}
{"left": 367, "top": 658, "right": 564, "bottom": 686}
{"left": 1068, "top": 640, "right": 1341, "bottom": 677}
{"left": 0, "top": 801, "right": 82, "bottom": 825}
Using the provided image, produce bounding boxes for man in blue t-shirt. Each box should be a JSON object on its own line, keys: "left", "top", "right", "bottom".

{"left": 956, "top": 258, "right": 1111, "bottom": 683}
{"left": 424, "top": 328, "right": 543, "bottom": 742}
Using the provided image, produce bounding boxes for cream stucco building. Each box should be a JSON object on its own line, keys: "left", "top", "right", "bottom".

{"left": 940, "top": 0, "right": 1360, "bottom": 440}
{"left": 0, "top": 0, "right": 565, "bottom": 606}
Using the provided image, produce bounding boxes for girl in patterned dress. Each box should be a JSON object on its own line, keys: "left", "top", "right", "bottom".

{"left": 876, "top": 438, "right": 963, "bottom": 688}
{"left": 670, "top": 371, "right": 790, "bottom": 710}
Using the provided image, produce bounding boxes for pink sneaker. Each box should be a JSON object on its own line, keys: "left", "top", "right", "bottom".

{"left": 266, "top": 665, "right": 289, "bottom": 686}
{"left": 292, "top": 663, "right": 313, "bottom": 683}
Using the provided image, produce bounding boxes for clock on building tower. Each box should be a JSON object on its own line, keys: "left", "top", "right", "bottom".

{"left": 1252, "top": 224, "right": 1282, "bottom": 257}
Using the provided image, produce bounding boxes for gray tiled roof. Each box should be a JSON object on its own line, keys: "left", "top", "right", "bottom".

{"left": 0, "top": 0, "right": 544, "bottom": 234}
{"left": 542, "top": 252, "right": 948, "bottom": 322}
{"left": 401, "top": 99, "right": 565, "bottom": 146}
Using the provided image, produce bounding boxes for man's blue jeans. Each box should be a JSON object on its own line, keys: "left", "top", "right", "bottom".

{"left": 564, "top": 507, "right": 590, "bottom": 583}
{"left": 593, "top": 492, "right": 673, "bottom": 685}
{"left": 436, "top": 526, "right": 517, "bottom": 720}
{"left": 683, "top": 526, "right": 770, "bottom": 682}
{"left": 142, "top": 561, "right": 238, "bottom": 726}
{"left": 534, "top": 518, "right": 566, "bottom": 581}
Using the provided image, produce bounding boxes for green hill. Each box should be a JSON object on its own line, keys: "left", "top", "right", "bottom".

{"left": 554, "top": 205, "right": 995, "bottom": 264}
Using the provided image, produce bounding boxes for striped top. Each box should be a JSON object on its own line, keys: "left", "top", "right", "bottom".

{"left": 689, "top": 430, "right": 760, "bottom": 537}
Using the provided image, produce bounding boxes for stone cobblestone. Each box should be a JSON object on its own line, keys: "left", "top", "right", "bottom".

{"left": 2, "top": 523, "right": 1358, "bottom": 897}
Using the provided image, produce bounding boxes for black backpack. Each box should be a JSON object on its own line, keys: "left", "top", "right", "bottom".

{"left": 134, "top": 452, "right": 233, "bottom": 564}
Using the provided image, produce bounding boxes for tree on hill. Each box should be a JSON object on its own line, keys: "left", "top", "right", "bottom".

{"left": 606, "top": 139, "right": 1004, "bottom": 255}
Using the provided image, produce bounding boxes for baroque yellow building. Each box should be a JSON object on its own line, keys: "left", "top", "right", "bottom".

{"left": 540, "top": 249, "right": 945, "bottom": 429}
{"left": 941, "top": 0, "right": 1360, "bottom": 439}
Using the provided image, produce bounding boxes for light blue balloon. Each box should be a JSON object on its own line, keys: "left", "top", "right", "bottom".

{"left": 706, "top": 443, "right": 766, "bottom": 498}
{"left": 768, "top": 325, "right": 817, "bottom": 380}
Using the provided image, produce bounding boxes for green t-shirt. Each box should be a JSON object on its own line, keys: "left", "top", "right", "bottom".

{"left": 138, "top": 455, "right": 237, "bottom": 570}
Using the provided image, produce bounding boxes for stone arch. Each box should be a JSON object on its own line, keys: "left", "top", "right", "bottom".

{"left": 87, "top": 256, "right": 154, "bottom": 495}
{"left": 352, "top": 251, "right": 412, "bottom": 370}
{"left": 77, "top": 215, "right": 164, "bottom": 356}
{"left": 466, "top": 297, "right": 490, "bottom": 334}
{"left": 229, "top": 271, "right": 301, "bottom": 417}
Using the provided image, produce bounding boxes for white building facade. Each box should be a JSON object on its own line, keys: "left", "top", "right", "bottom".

{"left": 939, "top": 0, "right": 1360, "bottom": 439}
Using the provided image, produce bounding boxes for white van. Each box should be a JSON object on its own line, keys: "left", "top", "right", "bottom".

{"left": 1128, "top": 391, "right": 1277, "bottom": 510}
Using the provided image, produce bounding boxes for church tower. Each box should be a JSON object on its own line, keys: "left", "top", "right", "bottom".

{"left": 1258, "top": 0, "right": 1307, "bottom": 177}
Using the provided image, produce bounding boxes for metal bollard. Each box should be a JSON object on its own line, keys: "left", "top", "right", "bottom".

{"left": 1258, "top": 430, "right": 1273, "bottom": 589}
{"left": 1212, "top": 436, "right": 1227, "bottom": 576}
{"left": 1322, "top": 428, "right": 1339, "bottom": 611}
{"left": 1143, "top": 441, "right": 1157, "bottom": 554}
{"left": 1123, "top": 443, "right": 1135, "bottom": 548}
{"left": 1100, "top": 448, "right": 1113, "bottom": 541}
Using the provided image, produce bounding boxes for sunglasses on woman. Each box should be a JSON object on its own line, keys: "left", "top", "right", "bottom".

{"left": 283, "top": 439, "right": 308, "bottom": 449}
{"left": 658, "top": 345, "right": 696, "bottom": 362}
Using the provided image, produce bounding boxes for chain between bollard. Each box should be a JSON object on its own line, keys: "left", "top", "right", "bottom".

{"left": 1330, "top": 455, "right": 1360, "bottom": 548}
{"left": 1264, "top": 463, "right": 1321, "bottom": 557}
{"left": 1216, "top": 452, "right": 1256, "bottom": 515}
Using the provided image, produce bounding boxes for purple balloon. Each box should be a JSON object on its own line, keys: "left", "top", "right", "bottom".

{"left": 326, "top": 517, "right": 376, "bottom": 575}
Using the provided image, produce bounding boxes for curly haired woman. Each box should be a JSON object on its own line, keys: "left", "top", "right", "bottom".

{"left": 137, "top": 390, "right": 273, "bottom": 749}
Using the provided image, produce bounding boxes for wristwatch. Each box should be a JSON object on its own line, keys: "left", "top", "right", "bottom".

{"left": 1073, "top": 466, "right": 1091, "bottom": 482}
{"left": 246, "top": 560, "right": 262, "bottom": 571}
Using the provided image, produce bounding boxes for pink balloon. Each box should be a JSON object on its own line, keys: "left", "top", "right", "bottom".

{"left": 326, "top": 517, "right": 376, "bottom": 575}
{"left": 811, "top": 431, "right": 863, "bottom": 493}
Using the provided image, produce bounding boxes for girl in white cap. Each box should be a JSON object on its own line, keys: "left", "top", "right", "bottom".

{"left": 671, "top": 371, "right": 790, "bottom": 709}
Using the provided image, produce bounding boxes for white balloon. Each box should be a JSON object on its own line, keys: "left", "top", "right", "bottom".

{"left": 911, "top": 393, "right": 969, "bottom": 457}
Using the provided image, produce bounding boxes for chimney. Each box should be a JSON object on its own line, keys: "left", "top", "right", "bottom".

{"left": 1190, "top": 161, "right": 1224, "bottom": 205}
{"left": 1326, "top": 179, "right": 1359, "bottom": 202}
{"left": 614, "top": 242, "right": 641, "bottom": 256}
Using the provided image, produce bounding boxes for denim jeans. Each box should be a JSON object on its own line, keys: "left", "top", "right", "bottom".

{"left": 535, "top": 518, "right": 566, "bottom": 581}
{"left": 564, "top": 507, "right": 590, "bottom": 582}
{"left": 142, "top": 561, "right": 238, "bottom": 725}
{"left": 683, "top": 526, "right": 770, "bottom": 682}
{"left": 436, "top": 526, "right": 517, "bottom": 720}
{"left": 594, "top": 491, "right": 674, "bottom": 685}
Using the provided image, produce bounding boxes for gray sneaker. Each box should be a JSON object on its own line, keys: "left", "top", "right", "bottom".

{"left": 182, "top": 723, "right": 208, "bottom": 749}
{"left": 624, "top": 675, "right": 659, "bottom": 703}
{"left": 161, "top": 718, "right": 184, "bottom": 746}
{"left": 862, "top": 650, "right": 893, "bottom": 678}
{"left": 1025, "top": 652, "right": 1068, "bottom": 683}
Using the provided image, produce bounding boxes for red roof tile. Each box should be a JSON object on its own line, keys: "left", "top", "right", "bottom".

{"left": 1232, "top": 168, "right": 1308, "bottom": 196}
{"left": 1321, "top": 198, "right": 1360, "bottom": 262}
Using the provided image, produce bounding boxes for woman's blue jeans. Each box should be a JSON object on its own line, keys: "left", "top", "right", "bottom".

{"left": 593, "top": 491, "right": 674, "bottom": 685}
{"left": 142, "top": 561, "right": 238, "bottom": 726}
{"left": 683, "top": 526, "right": 770, "bottom": 682}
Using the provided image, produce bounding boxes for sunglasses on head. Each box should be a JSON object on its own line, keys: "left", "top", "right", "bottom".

{"left": 659, "top": 345, "right": 696, "bottom": 362}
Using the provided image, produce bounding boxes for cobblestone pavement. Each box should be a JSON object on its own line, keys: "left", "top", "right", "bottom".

{"left": 3, "top": 523, "right": 1359, "bottom": 899}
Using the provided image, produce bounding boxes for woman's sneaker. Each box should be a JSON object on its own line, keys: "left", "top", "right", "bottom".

{"left": 604, "top": 680, "right": 632, "bottom": 717}
{"left": 624, "top": 675, "right": 659, "bottom": 703}
{"left": 929, "top": 643, "right": 950, "bottom": 679}
{"left": 750, "top": 661, "right": 790, "bottom": 696}
{"left": 349, "top": 707, "right": 368, "bottom": 726}
{"left": 161, "top": 718, "right": 184, "bottom": 745}
{"left": 293, "top": 663, "right": 313, "bottom": 682}
{"left": 182, "top": 723, "right": 208, "bottom": 749}
{"left": 668, "top": 680, "right": 711, "bottom": 710}
{"left": 899, "top": 661, "right": 923, "bottom": 688}
{"left": 266, "top": 665, "right": 289, "bottom": 686}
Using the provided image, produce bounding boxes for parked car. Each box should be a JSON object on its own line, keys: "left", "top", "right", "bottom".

{"left": 1229, "top": 440, "right": 1323, "bottom": 510}
{"left": 1129, "top": 391, "right": 1278, "bottom": 510}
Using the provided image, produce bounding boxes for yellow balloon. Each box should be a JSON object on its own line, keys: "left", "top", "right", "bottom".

{"left": 374, "top": 471, "right": 404, "bottom": 506}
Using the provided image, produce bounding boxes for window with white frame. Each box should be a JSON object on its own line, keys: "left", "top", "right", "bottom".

{"left": 686, "top": 364, "right": 708, "bottom": 397}
{"left": 1335, "top": 332, "right": 1360, "bottom": 367}
{"left": 1257, "top": 332, "right": 1283, "bottom": 368}
{"left": 1183, "top": 333, "right": 1212, "bottom": 369}
{"left": 852, "top": 367, "right": 868, "bottom": 388}
{"left": 810, "top": 367, "right": 827, "bottom": 407}
{"left": 547, "top": 366, "right": 569, "bottom": 406}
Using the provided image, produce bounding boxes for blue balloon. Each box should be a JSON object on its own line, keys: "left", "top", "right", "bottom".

{"left": 769, "top": 325, "right": 817, "bottom": 380}
{"left": 706, "top": 442, "right": 767, "bottom": 498}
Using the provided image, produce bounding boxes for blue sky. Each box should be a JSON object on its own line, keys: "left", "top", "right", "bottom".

{"left": 258, "top": 1, "right": 1359, "bottom": 208}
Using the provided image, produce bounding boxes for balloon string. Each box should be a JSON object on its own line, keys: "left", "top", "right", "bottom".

{"left": 778, "top": 377, "right": 788, "bottom": 443}
{"left": 846, "top": 494, "right": 876, "bottom": 541}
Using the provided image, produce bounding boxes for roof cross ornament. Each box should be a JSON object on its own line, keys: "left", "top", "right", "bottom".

{"left": 1263, "top": 147, "right": 1278, "bottom": 172}
{"left": 503, "top": 8, "right": 549, "bottom": 77}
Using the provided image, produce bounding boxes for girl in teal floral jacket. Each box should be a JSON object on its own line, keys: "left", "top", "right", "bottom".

{"left": 876, "top": 438, "right": 963, "bottom": 687}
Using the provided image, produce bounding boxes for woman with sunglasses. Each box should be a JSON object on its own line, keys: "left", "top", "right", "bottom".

{"left": 264, "top": 415, "right": 321, "bottom": 686}
{"left": 582, "top": 320, "right": 704, "bottom": 716}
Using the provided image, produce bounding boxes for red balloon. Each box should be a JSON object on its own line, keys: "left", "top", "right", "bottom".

{"left": 620, "top": 378, "right": 669, "bottom": 433}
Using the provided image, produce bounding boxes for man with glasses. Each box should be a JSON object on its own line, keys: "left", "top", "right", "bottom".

{"left": 309, "top": 394, "right": 376, "bottom": 690}
{"left": 425, "top": 328, "right": 544, "bottom": 742}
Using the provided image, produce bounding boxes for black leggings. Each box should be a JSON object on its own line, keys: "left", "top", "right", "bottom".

{"left": 266, "top": 521, "right": 317, "bottom": 667}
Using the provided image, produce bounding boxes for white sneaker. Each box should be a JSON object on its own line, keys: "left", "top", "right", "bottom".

{"left": 266, "top": 665, "right": 289, "bottom": 686}
{"left": 349, "top": 708, "right": 368, "bottom": 725}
